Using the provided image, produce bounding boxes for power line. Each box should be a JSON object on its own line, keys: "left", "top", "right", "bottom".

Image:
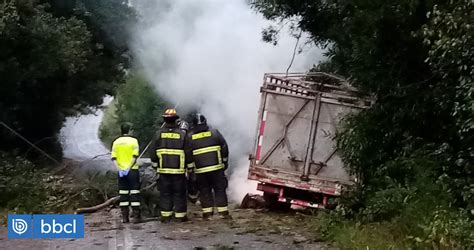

{"left": 0, "top": 121, "right": 61, "bottom": 164}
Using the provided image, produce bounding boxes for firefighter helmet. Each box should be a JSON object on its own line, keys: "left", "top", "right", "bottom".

{"left": 192, "top": 113, "right": 207, "bottom": 126}
{"left": 162, "top": 108, "right": 179, "bottom": 118}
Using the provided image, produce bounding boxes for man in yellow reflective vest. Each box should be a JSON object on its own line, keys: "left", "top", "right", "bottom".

{"left": 111, "top": 123, "right": 141, "bottom": 223}
{"left": 189, "top": 113, "right": 230, "bottom": 220}
{"left": 150, "top": 109, "right": 193, "bottom": 222}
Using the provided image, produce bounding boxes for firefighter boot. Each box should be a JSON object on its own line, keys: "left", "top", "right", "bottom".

{"left": 160, "top": 216, "right": 171, "bottom": 223}
{"left": 131, "top": 209, "right": 141, "bottom": 224}
{"left": 121, "top": 207, "right": 130, "bottom": 223}
{"left": 218, "top": 211, "right": 232, "bottom": 220}
{"left": 177, "top": 216, "right": 189, "bottom": 222}
{"left": 202, "top": 212, "right": 212, "bottom": 221}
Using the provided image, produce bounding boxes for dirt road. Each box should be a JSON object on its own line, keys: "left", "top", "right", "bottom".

{"left": 0, "top": 204, "right": 330, "bottom": 249}
{"left": 59, "top": 96, "right": 114, "bottom": 172}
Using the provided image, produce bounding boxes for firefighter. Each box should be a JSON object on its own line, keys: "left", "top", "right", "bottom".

{"left": 189, "top": 113, "right": 230, "bottom": 219}
{"left": 150, "top": 108, "right": 193, "bottom": 222}
{"left": 178, "top": 118, "right": 199, "bottom": 204}
{"left": 111, "top": 123, "right": 141, "bottom": 223}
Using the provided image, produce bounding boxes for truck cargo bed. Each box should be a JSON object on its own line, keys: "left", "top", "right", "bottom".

{"left": 248, "top": 73, "right": 371, "bottom": 208}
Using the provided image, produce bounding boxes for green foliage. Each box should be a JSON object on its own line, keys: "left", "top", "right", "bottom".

{"left": 99, "top": 98, "right": 121, "bottom": 148}
{"left": 47, "top": 0, "right": 136, "bottom": 55}
{"left": 0, "top": 152, "right": 117, "bottom": 223}
{"left": 75, "top": 169, "right": 117, "bottom": 203}
{"left": 421, "top": 0, "right": 473, "bottom": 211}
{"left": 100, "top": 73, "right": 167, "bottom": 148}
{"left": 0, "top": 152, "right": 48, "bottom": 213}
{"left": 0, "top": 0, "right": 133, "bottom": 158}
{"left": 313, "top": 212, "right": 408, "bottom": 249}
{"left": 253, "top": 0, "right": 473, "bottom": 247}
{"left": 314, "top": 207, "right": 473, "bottom": 249}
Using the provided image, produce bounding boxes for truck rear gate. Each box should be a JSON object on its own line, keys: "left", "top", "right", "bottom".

{"left": 248, "top": 73, "right": 371, "bottom": 208}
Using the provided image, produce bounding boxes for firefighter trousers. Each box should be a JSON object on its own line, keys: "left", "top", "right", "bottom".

{"left": 187, "top": 171, "right": 199, "bottom": 202}
{"left": 196, "top": 169, "right": 228, "bottom": 215}
{"left": 158, "top": 174, "right": 187, "bottom": 218}
{"left": 118, "top": 169, "right": 141, "bottom": 212}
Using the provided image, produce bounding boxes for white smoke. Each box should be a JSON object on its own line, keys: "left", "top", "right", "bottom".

{"left": 132, "top": 0, "right": 324, "bottom": 203}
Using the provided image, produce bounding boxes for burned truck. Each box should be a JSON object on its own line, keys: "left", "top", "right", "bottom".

{"left": 247, "top": 72, "right": 371, "bottom": 209}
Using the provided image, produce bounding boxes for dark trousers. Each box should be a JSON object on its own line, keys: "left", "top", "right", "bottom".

{"left": 187, "top": 171, "right": 199, "bottom": 201}
{"left": 158, "top": 174, "right": 187, "bottom": 218}
{"left": 196, "top": 169, "right": 228, "bottom": 214}
{"left": 118, "top": 169, "right": 141, "bottom": 212}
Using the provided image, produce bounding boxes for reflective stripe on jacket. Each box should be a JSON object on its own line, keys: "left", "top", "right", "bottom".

{"left": 189, "top": 128, "right": 229, "bottom": 174}
{"left": 150, "top": 124, "right": 192, "bottom": 174}
{"left": 111, "top": 136, "right": 139, "bottom": 170}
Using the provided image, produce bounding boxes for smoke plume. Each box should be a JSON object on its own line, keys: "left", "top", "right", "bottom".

{"left": 132, "top": 0, "right": 324, "bottom": 202}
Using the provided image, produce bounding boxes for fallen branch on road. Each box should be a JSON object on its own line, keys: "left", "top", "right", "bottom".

{"left": 75, "top": 181, "right": 157, "bottom": 214}
{"left": 75, "top": 196, "right": 119, "bottom": 214}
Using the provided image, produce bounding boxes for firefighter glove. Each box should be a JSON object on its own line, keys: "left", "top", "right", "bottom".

{"left": 119, "top": 169, "right": 130, "bottom": 177}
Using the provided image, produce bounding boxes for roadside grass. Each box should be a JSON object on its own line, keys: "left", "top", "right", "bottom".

{"left": 312, "top": 213, "right": 408, "bottom": 249}
{"left": 329, "top": 223, "right": 406, "bottom": 250}
{"left": 310, "top": 205, "right": 473, "bottom": 249}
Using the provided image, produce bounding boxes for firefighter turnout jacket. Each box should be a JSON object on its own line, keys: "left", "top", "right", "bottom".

{"left": 150, "top": 122, "right": 193, "bottom": 221}
{"left": 189, "top": 125, "right": 230, "bottom": 217}
{"left": 189, "top": 128, "right": 229, "bottom": 174}
{"left": 150, "top": 124, "right": 193, "bottom": 174}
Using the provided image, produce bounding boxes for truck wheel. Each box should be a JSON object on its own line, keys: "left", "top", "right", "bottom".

{"left": 263, "top": 192, "right": 290, "bottom": 211}
{"left": 263, "top": 192, "right": 278, "bottom": 208}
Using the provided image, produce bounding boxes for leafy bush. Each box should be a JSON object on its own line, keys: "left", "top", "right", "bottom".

{"left": 314, "top": 206, "right": 473, "bottom": 249}
{"left": 0, "top": 152, "right": 48, "bottom": 213}
{"left": 312, "top": 212, "right": 409, "bottom": 249}
{"left": 412, "top": 209, "right": 474, "bottom": 249}
{"left": 0, "top": 152, "right": 118, "bottom": 224}
{"left": 77, "top": 170, "right": 117, "bottom": 204}
{"left": 100, "top": 73, "right": 167, "bottom": 148}
{"left": 99, "top": 99, "right": 121, "bottom": 148}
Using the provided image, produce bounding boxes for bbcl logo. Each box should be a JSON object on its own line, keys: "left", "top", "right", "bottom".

{"left": 11, "top": 218, "right": 29, "bottom": 235}
{"left": 40, "top": 219, "right": 78, "bottom": 234}
{"left": 8, "top": 214, "right": 84, "bottom": 239}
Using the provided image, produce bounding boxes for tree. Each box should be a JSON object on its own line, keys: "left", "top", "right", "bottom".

{"left": 100, "top": 73, "right": 166, "bottom": 149}
{"left": 46, "top": 0, "right": 136, "bottom": 56}
{"left": 421, "top": 0, "right": 473, "bottom": 211}
{"left": 0, "top": 0, "right": 132, "bottom": 159}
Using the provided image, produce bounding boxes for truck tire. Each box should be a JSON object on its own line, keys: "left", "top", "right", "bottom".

{"left": 263, "top": 192, "right": 290, "bottom": 211}
{"left": 263, "top": 192, "right": 278, "bottom": 208}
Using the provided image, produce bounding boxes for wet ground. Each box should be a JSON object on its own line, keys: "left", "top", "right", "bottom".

{"left": 0, "top": 204, "right": 331, "bottom": 249}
